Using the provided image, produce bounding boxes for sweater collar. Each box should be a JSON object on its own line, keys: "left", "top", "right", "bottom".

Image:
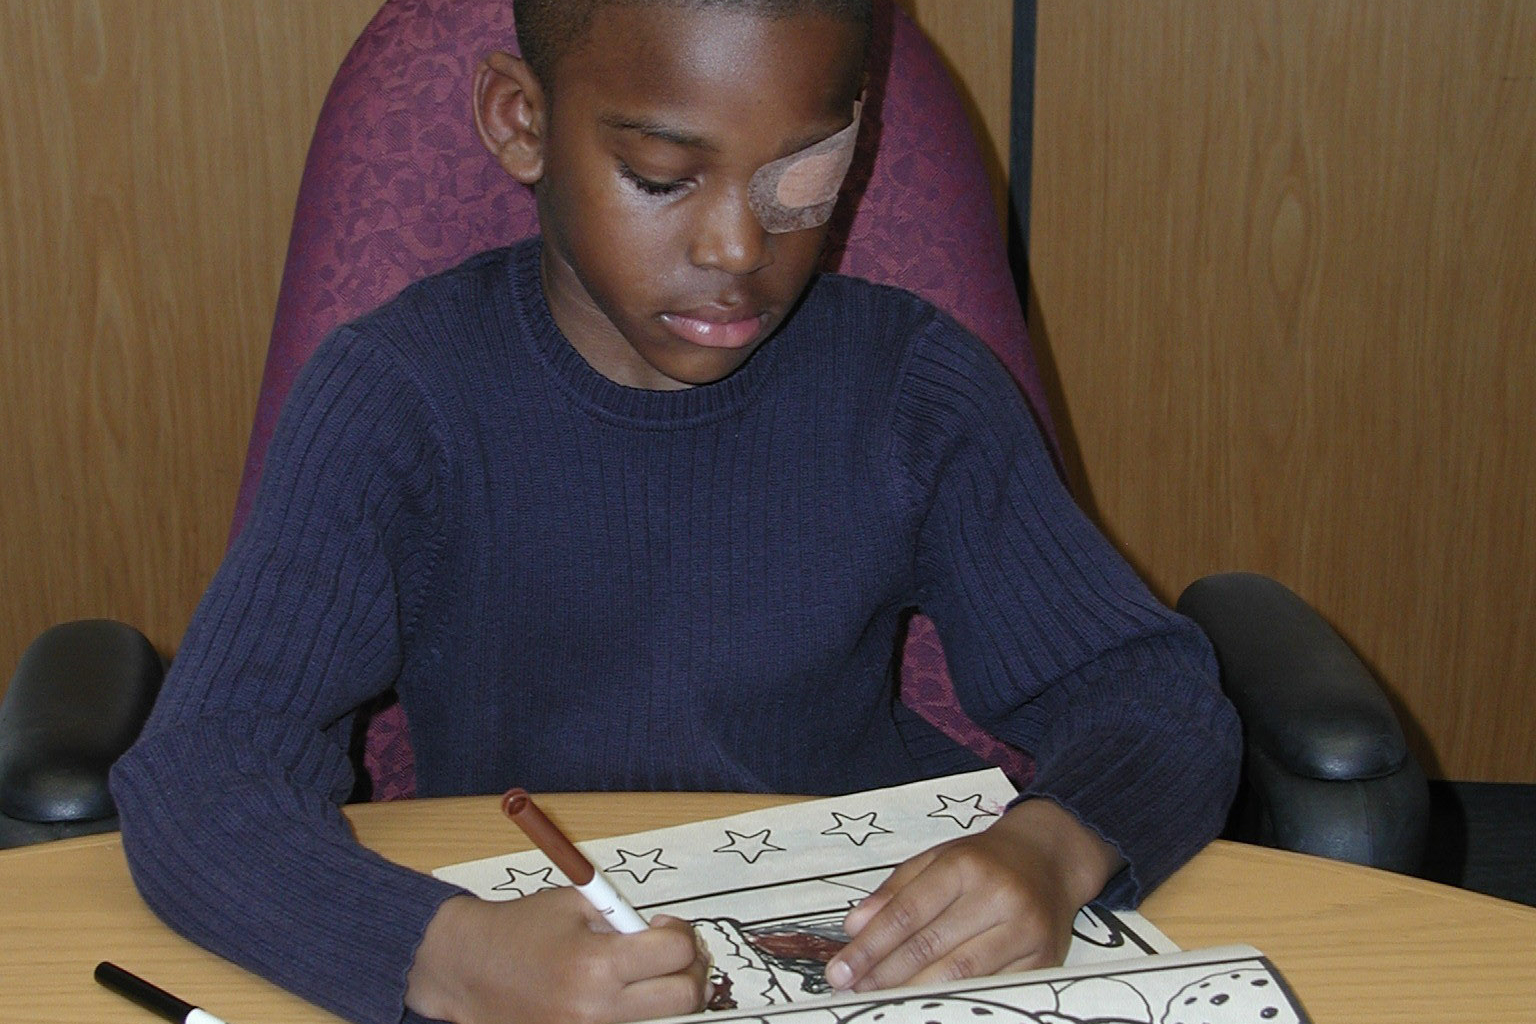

{"left": 509, "top": 238, "right": 800, "bottom": 427}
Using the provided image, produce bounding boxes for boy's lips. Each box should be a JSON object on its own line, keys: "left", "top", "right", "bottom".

{"left": 658, "top": 309, "right": 767, "bottom": 350}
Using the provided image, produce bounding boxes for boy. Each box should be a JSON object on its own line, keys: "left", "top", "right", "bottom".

{"left": 112, "top": 2, "right": 1240, "bottom": 1023}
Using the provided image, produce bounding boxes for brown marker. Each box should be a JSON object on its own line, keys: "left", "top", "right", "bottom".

{"left": 502, "top": 788, "right": 649, "bottom": 932}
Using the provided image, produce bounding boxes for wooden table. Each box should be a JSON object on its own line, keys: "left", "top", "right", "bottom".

{"left": 4, "top": 792, "right": 1534, "bottom": 1022}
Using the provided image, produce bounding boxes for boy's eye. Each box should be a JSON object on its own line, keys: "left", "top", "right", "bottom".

{"left": 618, "top": 162, "right": 688, "bottom": 198}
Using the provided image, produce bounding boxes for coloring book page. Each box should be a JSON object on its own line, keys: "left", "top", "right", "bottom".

{"left": 435, "top": 770, "right": 1198, "bottom": 1014}
{"left": 645, "top": 944, "right": 1311, "bottom": 1024}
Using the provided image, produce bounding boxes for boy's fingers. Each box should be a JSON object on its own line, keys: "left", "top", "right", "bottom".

{"left": 841, "top": 890, "right": 890, "bottom": 937}
{"left": 616, "top": 972, "right": 712, "bottom": 1022}
{"left": 900, "top": 920, "right": 1057, "bottom": 990}
{"left": 833, "top": 869, "right": 1065, "bottom": 993}
{"left": 610, "top": 918, "right": 708, "bottom": 983}
{"left": 846, "top": 897, "right": 997, "bottom": 991}
{"left": 996, "top": 956, "right": 1041, "bottom": 976}
{"left": 843, "top": 849, "right": 937, "bottom": 936}
{"left": 828, "top": 863, "right": 961, "bottom": 990}
{"left": 618, "top": 920, "right": 714, "bottom": 1020}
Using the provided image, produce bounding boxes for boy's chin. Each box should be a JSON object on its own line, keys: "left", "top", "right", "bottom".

{"left": 646, "top": 346, "right": 761, "bottom": 389}
{"left": 659, "top": 361, "right": 749, "bottom": 389}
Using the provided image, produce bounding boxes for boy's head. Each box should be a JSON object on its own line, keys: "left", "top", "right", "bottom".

{"left": 475, "top": 0, "right": 871, "bottom": 391}
{"left": 511, "top": 1, "right": 872, "bottom": 99}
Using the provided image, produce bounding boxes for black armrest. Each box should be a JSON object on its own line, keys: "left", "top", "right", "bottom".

{"left": 0, "top": 620, "right": 164, "bottom": 835}
{"left": 1177, "top": 572, "right": 1429, "bottom": 873}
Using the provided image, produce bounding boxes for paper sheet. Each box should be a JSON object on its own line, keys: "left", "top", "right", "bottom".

{"left": 646, "top": 944, "right": 1309, "bottom": 1024}
{"left": 435, "top": 769, "right": 1198, "bottom": 1012}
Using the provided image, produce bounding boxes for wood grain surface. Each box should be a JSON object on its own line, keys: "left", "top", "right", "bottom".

{"left": 4, "top": 1, "right": 1533, "bottom": 781}
{"left": 1, "top": 793, "right": 1533, "bottom": 1023}
{"left": 0, "top": 0, "right": 380, "bottom": 692}
{"left": 1031, "top": 0, "right": 1536, "bottom": 781}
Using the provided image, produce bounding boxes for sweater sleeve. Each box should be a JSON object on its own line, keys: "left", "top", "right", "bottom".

{"left": 110, "top": 329, "right": 462, "bottom": 1024}
{"left": 896, "top": 314, "right": 1241, "bottom": 906}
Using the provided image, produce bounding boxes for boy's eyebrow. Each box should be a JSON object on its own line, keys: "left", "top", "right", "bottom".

{"left": 599, "top": 113, "right": 718, "bottom": 152}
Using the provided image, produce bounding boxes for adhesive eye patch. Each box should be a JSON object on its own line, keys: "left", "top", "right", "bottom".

{"left": 748, "top": 100, "right": 863, "bottom": 234}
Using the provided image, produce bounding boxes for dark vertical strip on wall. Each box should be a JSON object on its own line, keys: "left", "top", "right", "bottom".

{"left": 1007, "top": 0, "right": 1037, "bottom": 282}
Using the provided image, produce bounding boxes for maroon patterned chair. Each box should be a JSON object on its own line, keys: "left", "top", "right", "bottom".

{"left": 235, "top": 0, "right": 1046, "bottom": 800}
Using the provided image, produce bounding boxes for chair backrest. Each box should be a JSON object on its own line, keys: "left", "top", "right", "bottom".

{"left": 239, "top": 0, "right": 1045, "bottom": 798}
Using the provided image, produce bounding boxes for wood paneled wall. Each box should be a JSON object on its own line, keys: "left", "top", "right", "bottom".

{"left": 1031, "top": 1, "right": 1536, "bottom": 781}
{"left": 4, "top": 1, "right": 1532, "bottom": 782}
{"left": 0, "top": 1, "right": 380, "bottom": 688}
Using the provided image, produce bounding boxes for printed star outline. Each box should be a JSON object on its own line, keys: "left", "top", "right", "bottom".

{"left": 927, "top": 791, "right": 997, "bottom": 830}
{"left": 713, "top": 828, "right": 785, "bottom": 864}
{"left": 824, "top": 876, "right": 881, "bottom": 908}
{"left": 604, "top": 848, "right": 675, "bottom": 885}
{"left": 821, "top": 810, "right": 893, "bottom": 846}
{"left": 490, "top": 865, "right": 560, "bottom": 897}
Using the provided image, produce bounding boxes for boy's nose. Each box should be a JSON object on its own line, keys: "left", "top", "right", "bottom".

{"left": 688, "top": 186, "right": 772, "bottom": 276}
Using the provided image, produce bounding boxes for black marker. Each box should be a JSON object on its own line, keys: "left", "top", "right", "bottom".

{"left": 94, "top": 962, "right": 233, "bottom": 1024}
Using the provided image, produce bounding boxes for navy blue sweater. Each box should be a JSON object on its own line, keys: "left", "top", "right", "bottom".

{"left": 112, "top": 239, "right": 1239, "bottom": 1024}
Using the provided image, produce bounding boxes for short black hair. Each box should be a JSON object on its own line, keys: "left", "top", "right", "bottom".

{"left": 512, "top": 0, "right": 872, "bottom": 93}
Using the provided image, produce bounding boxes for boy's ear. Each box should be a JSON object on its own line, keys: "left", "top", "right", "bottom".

{"left": 474, "top": 51, "right": 547, "bottom": 185}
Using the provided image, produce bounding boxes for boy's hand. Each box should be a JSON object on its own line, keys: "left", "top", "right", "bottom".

{"left": 824, "top": 798, "right": 1124, "bottom": 993}
{"left": 405, "top": 890, "right": 710, "bottom": 1024}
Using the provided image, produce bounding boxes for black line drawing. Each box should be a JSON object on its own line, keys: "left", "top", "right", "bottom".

{"left": 604, "top": 847, "right": 676, "bottom": 885}
{"left": 927, "top": 791, "right": 997, "bottom": 829}
{"left": 436, "top": 771, "right": 1242, "bottom": 1020}
{"left": 714, "top": 828, "right": 787, "bottom": 864}
{"left": 696, "top": 912, "right": 850, "bottom": 1009}
{"left": 692, "top": 906, "right": 1180, "bottom": 1016}
{"left": 842, "top": 995, "right": 1073, "bottom": 1022}
{"left": 631, "top": 863, "right": 888, "bottom": 911}
{"left": 1160, "top": 966, "right": 1293, "bottom": 1024}
{"left": 661, "top": 950, "right": 1308, "bottom": 1023}
{"left": 489, "top": 865, "right": 559, "bottom": 897}
{"left": 634, "top": 860, "right": 1150, "bottom": 959}
{"left": 820, "top": 811, "right": 892, "bottom": 846}
{"left": 1072, "top": 905, "right": 1161, "bottom": 955}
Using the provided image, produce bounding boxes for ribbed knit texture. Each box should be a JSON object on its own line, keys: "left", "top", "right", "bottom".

{"left": 111, "top": 239, "right": 1239, "bottom": 1024}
